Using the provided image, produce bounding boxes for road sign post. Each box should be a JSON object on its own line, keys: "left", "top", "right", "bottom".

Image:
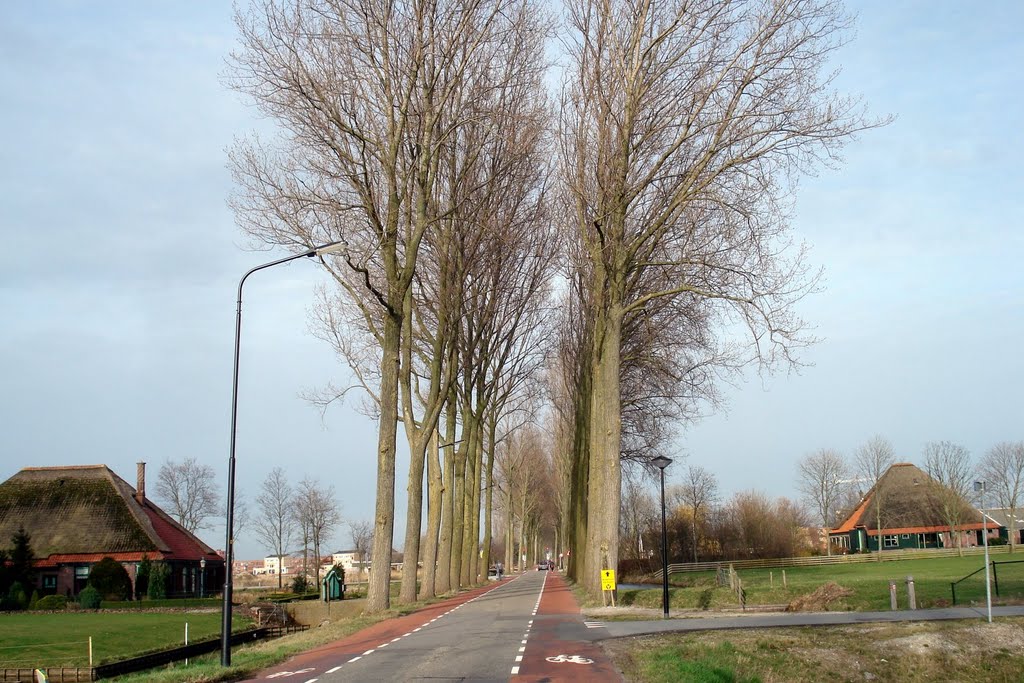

{"left": 601, "top": 569, "right": 617, "bottom": 607}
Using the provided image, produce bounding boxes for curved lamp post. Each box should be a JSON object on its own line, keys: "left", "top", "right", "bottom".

{"left": 221, "top": 240, "right": 346, "bottom": 666}
{"left": 650, "top": 455, "right": 673, "bottom": 619}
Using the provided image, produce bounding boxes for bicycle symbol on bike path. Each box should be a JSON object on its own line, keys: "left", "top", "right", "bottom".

{"left": 545, "top": 654, "right": 594, "bottom": 664}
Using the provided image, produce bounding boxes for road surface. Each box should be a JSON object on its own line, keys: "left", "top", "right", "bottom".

{"left": 242, "top": 570, "right": 622, "bottom": 682}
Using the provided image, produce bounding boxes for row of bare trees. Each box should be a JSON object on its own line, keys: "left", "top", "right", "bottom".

{"left": 622, "top": 464, "right": 813, "bottom": 565}
{"left": 797, "top": 438, "right": 1024, "bottom": 556}
{"left": 226, "top": 0, "right": 881, "bottom": 603}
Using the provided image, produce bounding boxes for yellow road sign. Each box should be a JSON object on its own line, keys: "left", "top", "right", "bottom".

{"left": 601, "top": 569, "right": 616, "bottom": 591}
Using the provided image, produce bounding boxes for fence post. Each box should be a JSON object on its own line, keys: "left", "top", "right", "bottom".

{"left": 992, "top": 561, "right": 999, "bottom": 597}
{"left": 889, "top": 580, "right": 898, "bottom": 610}
{"left": 782, "top": 570, "right": 787, "bottom": 589}
{"left": 905, "top": 575, "right": 916, "bottom": 610}
{"left": 950, "top": 581, "right": 956, "bottom": 606}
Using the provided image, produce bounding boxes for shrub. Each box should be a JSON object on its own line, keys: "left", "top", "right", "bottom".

{"left": 7, "top": 581, "right": 28, "bottom": 609}
{"left": 29, "top": 590, "right": 40, "bottom": 609}
{"left": 34, "top": 595, "right": 68, "bottom": 610}
{"left": 291, "top": 575, "right": 310, "bottom": 594}
{"left": 135, "top": 556, "right": 151, "bottom": 599}
{"left": 78, "top": 586, "right": 101, "bottom": 609}
{"left": 88, "top": 558, "right": 133, "bottom": 600}
{"left": 148, "top": 562, "right": 169, "bottom": 599}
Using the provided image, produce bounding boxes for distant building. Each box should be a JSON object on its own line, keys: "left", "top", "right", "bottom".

{"left": 829, "top": 463, "right": 1001, "bottom": 553}
{"left": 0, "top": 463, "right": 223, "bottom": 598}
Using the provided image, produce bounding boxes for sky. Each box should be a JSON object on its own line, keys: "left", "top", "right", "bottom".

{"left": 1, "top": 3, "right": 1022, "bottom": 560}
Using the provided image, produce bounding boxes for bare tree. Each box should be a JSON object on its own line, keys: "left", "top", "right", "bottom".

{"left": 979, "top": 442, "right": 1024, "bottom": 553}
{"left": 348, "top": 519, "right": 374, "bottom": 582}
{"left": 676, "top": 466, "right": 719, "bottom": 563}
{"left": 855, "top": 436, "right": 896, "bottom": 558}
{"left": 558, "top": 0, "right": 885, "bottom": 593}
{"left": 254, "top": 467, "right": 296, "bottom": 589}
{"left": 922, "top": 441, "right": 974, "bottom": 555}
{"left": 155, "top": 457, "right": 220, "bottom": 534}
{"left": 796, "top": 449, "right": 849, "bottom": 555}
{"left": 297, "top": 478, "right": 342, "bottom": 588}
{"left": 229, "top": 0, "right": 552, "bottom": 613}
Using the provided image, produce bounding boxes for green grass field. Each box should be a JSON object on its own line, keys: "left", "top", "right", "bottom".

{"left": 615, "top": 555, "right": 1024, "bottom": 612}
{"left": 0, "top": 611, "right": 251, "bottom": 668}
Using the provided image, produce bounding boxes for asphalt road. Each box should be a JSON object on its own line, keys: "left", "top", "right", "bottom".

{"left": 245, "top": 570, "right": 622, "bottom": 683}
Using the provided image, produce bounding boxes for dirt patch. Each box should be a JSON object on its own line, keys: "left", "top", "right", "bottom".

{"left": 786, "top": 581, "right": 853, "bottom": 612}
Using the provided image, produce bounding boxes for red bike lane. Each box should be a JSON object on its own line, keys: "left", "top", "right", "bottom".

{"left": 238, "top": 579, "right": 509, "bottom": 681}
{"left": 512, "top": 571, "right": 623, "bottom": 683}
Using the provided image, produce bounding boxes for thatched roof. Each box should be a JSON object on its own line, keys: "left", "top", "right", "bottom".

{"left": 0, "top": 465, "right": 219, "bottom": 563}
{"left": 831, "top": 462, "right": 994, "bottom": 536}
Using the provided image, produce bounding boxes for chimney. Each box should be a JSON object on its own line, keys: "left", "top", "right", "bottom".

{"left": 136, "top": 462, "right": 146, "bottom": 504}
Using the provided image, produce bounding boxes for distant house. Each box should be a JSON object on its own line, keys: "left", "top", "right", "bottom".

{"left": 0, "top": 463, "right": 223, "bottom": 598}
{"left": 984, "top": 508, "right": 1024, "bottom": 545}
{"left": 829, "top": 463, "right": 1001, "bottom": 553}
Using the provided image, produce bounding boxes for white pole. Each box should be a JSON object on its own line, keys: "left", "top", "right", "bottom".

{"left": 976, "top": 480, "right": 993, "bottom": 623}
{"left": 185, "top": 622, "right": 189, "bottom": 665}
{"left": 88, "top": 637, "right": 92, "bottom": 667}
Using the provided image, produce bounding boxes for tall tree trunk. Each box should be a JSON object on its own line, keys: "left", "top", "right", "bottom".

{"left": 450, "top": 440, "right": 467, "bottom": 589}
{"left": 481, "top": 415, "right": 497, "bottom": 578}
{"left": 367, "top": 312, "right": 401, "bottom": 611}
{"left": 420, "top": 429, "right": 443, "bottom": 600}
{"left": 436, "top": 399, "right": 457, "bottom": 594}
{"left": 584, "top": 303, "right": 623, "bottom": 593}
{"left": 400, "top": 432, "right": 427, "bottom": 603}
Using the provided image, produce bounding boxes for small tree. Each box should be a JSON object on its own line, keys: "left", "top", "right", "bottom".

{"left": 9, "top": 527, "right": 35, "bottom": 590}
{"left": 88, "top": 558, "right": 133, "bottom": 601}
{"left": 135, "top": 556, "right": 152, "bottom": 600}
{"left": 77, "top": 585, "right": 101, "bottom": 609}
{"left": 147, "top": 562, "right": 169, "bottom": 600}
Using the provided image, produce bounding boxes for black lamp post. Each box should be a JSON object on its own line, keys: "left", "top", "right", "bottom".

{"left": 221, "top": 240, "right": 347, "bottom": 666}
{"left": 651, "top": 455, "right": 673, "bottom": 619}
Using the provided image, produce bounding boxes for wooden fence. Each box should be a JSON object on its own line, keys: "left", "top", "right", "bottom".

{"left": 653, "top": 546, "right": 1013, "bottom": 579}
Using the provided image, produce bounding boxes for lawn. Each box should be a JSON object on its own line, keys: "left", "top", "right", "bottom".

{"left": 604, "top": 618, "right": 1024, "bottom": 683}
{"left": 0, "top": 611, "right": 251, "bottom": 668}
{"left": 613, "top": 555, "right": 1024, "bottom": 612}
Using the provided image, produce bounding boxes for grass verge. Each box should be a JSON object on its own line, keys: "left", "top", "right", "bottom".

{"left": 604, "top": 618, "right": 1024, "bottom": 683}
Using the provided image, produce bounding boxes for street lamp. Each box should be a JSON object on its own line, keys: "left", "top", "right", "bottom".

{"left": 221, "top": 240, "right": 346, "bottom": 666}
{"left": 200, "top": 558, "right": 206, "bottom": 599}
{"left": 650, "top": 455, "right": 673, "bottom": 619}
{"left": 974, "top": 481, "right": 993, "bottom": 624}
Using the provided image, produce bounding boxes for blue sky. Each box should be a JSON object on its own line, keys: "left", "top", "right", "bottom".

{"left": 1, "top": 3, "right": 1021, "bottom": 560}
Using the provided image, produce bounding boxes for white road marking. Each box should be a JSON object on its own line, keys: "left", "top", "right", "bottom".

{"left": 515, "top": 655, "right": 523, "bottom": 662}
{"left": 519, "top": 646, "right": 525, "bottom": 652}
{"left": 511, "top": 666, "right": 520, "bottom": 675}
{"left": 379, "top": 642, "right": 389, "bottom": 648}
{"left": 348, "top": 656, "right": 362, "bottom": 663}
{"left": 304, "top": 679, "right": 318, "bottom": 683}
{"left": 363, "top": 649, "right": 374, "bottom": 655}
{"left": 327, "top": 665, "right": 342, "bottom": 672}
{"left": 392, "top": 637, "right": 402, "bottom": 642}
{"left": 413, "top": 627, "right": 421, "bottom": 632}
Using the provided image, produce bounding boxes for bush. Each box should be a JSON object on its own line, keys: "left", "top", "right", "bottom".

{"left": 29, "top": 590, "right": 40, "bottom": 609}
{"left": 135, "top": 556, "right": 151, "bottom": 599}
{"left": 34, "top": 594, "right": 68, "bottom": 610}
{"left": 7, "top": 581, "right": 28, "bottom": 609}
{"left": 148, "top": 562, "right": 169, "bottom": 600}
{"left": 89, "top": 557, "right": 133, "bottom": 600}
{"left": 78, "top": 586, "right": 101, "bottom": 609}
{"left": 291, "top": 575, "right": 310, "bottom": 594}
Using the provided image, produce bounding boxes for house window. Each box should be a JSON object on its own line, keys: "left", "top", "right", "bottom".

{"left": 43, "top": 575, "right": 57, "bottom": 589}
{"left": 901, "top": 534, "right": 910, "bottom": 539}
{"left": 884, "top": 535, "right": 899, "bottom": 548}
{"left": 75, "top": 566, "right": 90, "bottom": 579}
